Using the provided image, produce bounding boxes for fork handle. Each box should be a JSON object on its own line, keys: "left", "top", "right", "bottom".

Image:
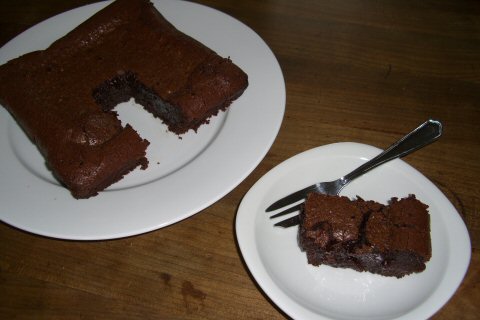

{"left": 342, "top": 119, "right": 442, "bottom": 185}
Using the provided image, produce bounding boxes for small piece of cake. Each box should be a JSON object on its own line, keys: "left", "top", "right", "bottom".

{"left": 298, "top": 193, "right": 431, "bottom": 278}
{"left": 0, "top": 0, "right": 248, "bottom": 198}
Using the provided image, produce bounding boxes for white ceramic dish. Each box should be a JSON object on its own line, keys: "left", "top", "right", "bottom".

{"left": 0, "top": 0, "right": 285, "bottom": 240}
{"left": 236, "top": 142, "right": 471, "bottom": 320}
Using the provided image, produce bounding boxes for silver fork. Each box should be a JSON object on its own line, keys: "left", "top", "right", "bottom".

{"left": 267, "top": 119, "right": 443, "bottom": 227}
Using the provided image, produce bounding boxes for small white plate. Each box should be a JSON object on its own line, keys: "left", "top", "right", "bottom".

{"left": 236, "top": 142, "right": 471, "bottom": 320}
{"left": 0, "top": 0, "right": 285, "bottom": 240}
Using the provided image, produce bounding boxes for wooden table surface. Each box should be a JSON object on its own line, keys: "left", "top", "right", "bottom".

{"left": 0, "top": 0, "right": 478, "bottom": 319}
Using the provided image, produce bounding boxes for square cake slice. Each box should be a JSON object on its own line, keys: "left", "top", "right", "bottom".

{"left": 298, "top": 193, "right": 431, "bottom": 278}
{"left": 0, "top": 0, "right": 248, "bottom": 198}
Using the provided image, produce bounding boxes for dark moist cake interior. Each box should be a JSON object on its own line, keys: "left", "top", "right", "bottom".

{"left": 298, "top": 193, "right": 431, "bottom": 278}
{"left": 92, "top": 71, "right": 183, "bottom": 127}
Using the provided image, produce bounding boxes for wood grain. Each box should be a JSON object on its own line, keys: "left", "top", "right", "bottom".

{"left": 0, "top": 0, "right": 478, "bottom": 319}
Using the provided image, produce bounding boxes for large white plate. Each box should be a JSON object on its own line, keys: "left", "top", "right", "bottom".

{"left": 236, "top": 142, "right": 471, "bottom": 320}
{"left": 0, "top": 0, "right": 285, "bottom": 240}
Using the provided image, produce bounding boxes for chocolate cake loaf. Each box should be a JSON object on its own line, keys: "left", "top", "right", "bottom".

{"left": 298, "top": 193, "right": 431, "bottom": 278}
{"left": 0, "top": 0, "right": 248, "bottom": 198}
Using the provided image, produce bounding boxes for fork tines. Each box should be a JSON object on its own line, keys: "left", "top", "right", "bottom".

{"left": 269, "top": 203, "right": 302, "bottom": 219}
{"left": 269, "top": 202, "right": 303, "bottom": 228}
{"left": 273, "top": 214, "right": 300, "bottom": 228}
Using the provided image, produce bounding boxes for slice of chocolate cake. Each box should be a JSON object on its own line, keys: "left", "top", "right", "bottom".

{"left": 0, "top": 0, "right": 248, "bottom": 198}
{"left": 298, "top": 193, "right": 431, "bottom": 278}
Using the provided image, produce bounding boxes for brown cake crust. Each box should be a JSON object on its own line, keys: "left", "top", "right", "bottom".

{"left": 0, "top": 0, "right": 248, "bottom": 198}
{"left": 299, "top": 193, "right": 431, "bottom": 278}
